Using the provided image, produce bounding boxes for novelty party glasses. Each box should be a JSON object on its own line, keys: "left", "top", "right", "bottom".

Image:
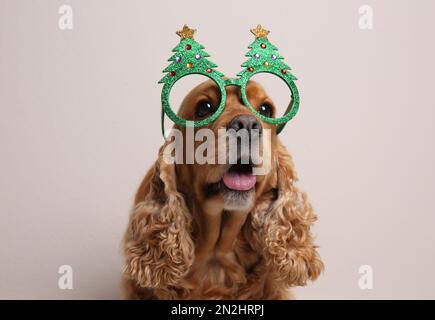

{"left": 159, "top": 25, "right": 300, "bottom": 136}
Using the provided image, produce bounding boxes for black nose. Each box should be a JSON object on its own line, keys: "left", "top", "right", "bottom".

{"left": 227, "top": 115, "right": 262, "bottom": 134}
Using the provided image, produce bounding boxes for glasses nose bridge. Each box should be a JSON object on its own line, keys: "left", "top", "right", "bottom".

{"left": 223, "top": 78, "right": 249, "bottom": 112}
{"left": 224, "top": 78, "right": 241, "bottom": 87}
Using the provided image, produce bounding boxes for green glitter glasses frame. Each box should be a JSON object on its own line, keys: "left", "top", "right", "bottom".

{"left": 159, "top": 25, "right": 300, "bottom": 137}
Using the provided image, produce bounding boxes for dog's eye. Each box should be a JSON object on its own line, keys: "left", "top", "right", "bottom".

{"left": 196, "top": 101, "right": 215, "bottom": 118}
{"left": 258, "top": 104, "right": 273, "bottom": 118}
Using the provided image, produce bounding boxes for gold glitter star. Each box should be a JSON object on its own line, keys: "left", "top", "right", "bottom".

{"left": 176, "top": 24, "right": 196, "bottom": 40}
{"left": 250, "top": 24, "right": 270, "bottom": 39}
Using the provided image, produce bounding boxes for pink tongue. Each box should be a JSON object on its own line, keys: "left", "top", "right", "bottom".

{"left": 223, "top": 172, "right": 256, "bottom": 191}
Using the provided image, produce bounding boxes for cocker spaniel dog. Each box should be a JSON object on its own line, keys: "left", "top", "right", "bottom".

{"left": 122, "top": 80, "right": 323, "bottom": 299}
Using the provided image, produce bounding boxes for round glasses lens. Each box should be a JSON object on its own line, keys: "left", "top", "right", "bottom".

{"left": 245, "top": 72, "right": 294, "bottom": 120}
{"left": 168, "top": 74, "right": 222, "bottom": 126}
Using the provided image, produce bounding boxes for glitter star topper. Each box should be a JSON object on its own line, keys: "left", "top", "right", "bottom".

{"left": 176, "top": 24, "right": 196, "bottom": 39}
{"left": 250, "top": 24, "right": 270, "bottom": 39}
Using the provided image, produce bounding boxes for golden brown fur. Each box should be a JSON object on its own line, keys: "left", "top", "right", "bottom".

{"left": 122, "top": 80, "right": 323, "bottom": 299}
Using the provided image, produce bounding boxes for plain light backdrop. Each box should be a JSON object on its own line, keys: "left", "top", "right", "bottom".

{"left": 1, "top": 0, "right": 434, "bottom": 299}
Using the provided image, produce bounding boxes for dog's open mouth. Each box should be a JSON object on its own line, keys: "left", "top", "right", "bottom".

{"left": 222, "top": 163, "right": 256, "bottom": 191}
{"left": 204, "top": 160, "right": 257, "bottom": 199}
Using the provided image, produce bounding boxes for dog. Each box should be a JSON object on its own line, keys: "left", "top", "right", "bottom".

{"left": 122, "top": 79, "right": 323, "bottom": 299}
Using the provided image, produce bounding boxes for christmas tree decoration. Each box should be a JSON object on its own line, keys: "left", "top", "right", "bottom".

{"left": 237, "top": 24, "right": 299, "bottom": 131}
{"left": 159, "top": 25, "right": 227, "bottom": 135}
{"left": 159, "top": 24, "right": 300, "bottom": 137}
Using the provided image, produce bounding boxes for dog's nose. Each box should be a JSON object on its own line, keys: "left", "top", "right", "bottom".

{"left": 227, "top": 115, "right": 262, "bottom": 134}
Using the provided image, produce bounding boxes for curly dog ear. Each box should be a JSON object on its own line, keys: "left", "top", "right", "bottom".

{"left": 122, "top": 144, "right": 195, "bottom": 289}
{"left": 252, "top": 142, "right": 324, "bottom": 286}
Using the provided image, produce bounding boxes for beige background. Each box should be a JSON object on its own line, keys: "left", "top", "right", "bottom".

{"left": 1, "top": 0, "right": 435, "bottom": 299}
